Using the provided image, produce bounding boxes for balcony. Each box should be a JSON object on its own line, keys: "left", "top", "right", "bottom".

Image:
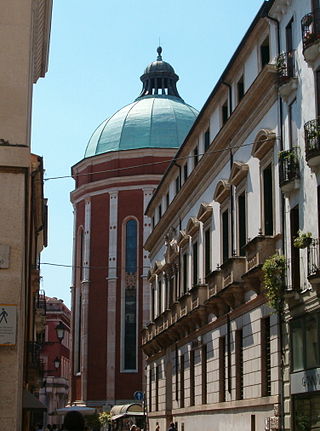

{"left": 242, "top": 235, "right": 278, "bottom": 290}
{"left": 301, "top": 10, "right": 320, "bottom": 64}
{"left": 276, "top": 51, "right": 297, "bottom": 102}
{"left": 308, "top": 238, "right": 320, "bottom": 287}
{"left": 279, "top": 147, "right": 300, "bottom": 194}
{"left": 304, "top": 118, "right": 320, "bottom": 170}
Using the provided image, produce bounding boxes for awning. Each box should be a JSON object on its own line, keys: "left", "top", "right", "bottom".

{"left": 23, "top": 390, "right": 47, "bottom": 410}
{"left": 112, "top": 412, "right": 144, "bottom": 421}
{"left": 56, "top": 405, "right": 96, "bottom": 416}
{"left": 110, "top": 403, "right": 143, "bottom": 421}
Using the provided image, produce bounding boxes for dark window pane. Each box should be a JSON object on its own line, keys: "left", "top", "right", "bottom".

{"left": 222, "top": 101, "right": 228, "bottom": 125}
{"left": 194, "top": 147, "right": 199, "bottom": 167}
{"left": 222, "top": 210, "right": 229, "bottom": 262}
{"left": 261, "top": 36, "right": 270, "bottom": 67}
{"left": 205, "top": 229, "right": 211, "bottom": 276}
{"left": 238, "top": 193, "right": 246, "bottom": 256}
{"left": 193, "top": 242, "right": 198, "bottom": 285}
{"left": 292, "top": 318, "right": 304, "bottom": 371}
{"left": 237, "top": 76, "right": 244, "bottom": 102}
{"left": 263, "top": 164, "right": 273, "bottom": 235}
{"left": 204, "top": 129, "right": 210, "bottom": 152}
{"left": 124, "top": 219, "right": 137, "bottom": 369}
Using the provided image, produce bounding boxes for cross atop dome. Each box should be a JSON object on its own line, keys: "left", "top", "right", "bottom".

{"left": 137, "top": 47, "right": 182, "bottom": 99}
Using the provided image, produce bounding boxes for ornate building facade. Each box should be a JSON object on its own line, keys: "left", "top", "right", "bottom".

{"left": 70, "top": 49, "right": 198, "bottom": 409}
{"left": 142, "top": 0, "right": 320, "bottom": 429}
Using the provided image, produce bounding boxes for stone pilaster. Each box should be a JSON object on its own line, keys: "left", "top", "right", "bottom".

{"left": 106, "top": 191, "right": 118, "bottom": 402}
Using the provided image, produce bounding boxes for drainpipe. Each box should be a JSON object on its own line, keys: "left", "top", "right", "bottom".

{"left": 222, "top": 83, "right": 234, "bottom": 256}
{"left": 267, "top": 13, "right": 285, "bottom": 431}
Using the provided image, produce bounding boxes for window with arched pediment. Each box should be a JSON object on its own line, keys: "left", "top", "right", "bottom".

{"left": 122, "top": 218, "right": 138, "bottom": 371}
{"left": 229, "top": 162, "right": 249, "bottom": 257}
{"left": 214, "top": 180, "right": 231, "bottom": 263}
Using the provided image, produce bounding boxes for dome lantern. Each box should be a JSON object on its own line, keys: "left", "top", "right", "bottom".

{"left": 137, "top": 47, "right": 181, "bottom": 99}
{"left": 84, "top": 48, "right": 198, "bottom": 158}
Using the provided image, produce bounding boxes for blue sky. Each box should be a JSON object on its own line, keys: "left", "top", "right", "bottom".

{"left": 32, "top": 0, "right": 265, "bottom": 308}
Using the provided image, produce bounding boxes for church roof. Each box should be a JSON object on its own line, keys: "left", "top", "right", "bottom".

{"left": 84, "top": 48, "right": 198, "bottom": 158}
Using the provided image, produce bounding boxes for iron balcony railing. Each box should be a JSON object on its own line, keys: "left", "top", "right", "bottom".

{"left": 304, "top": 118, "right": 320, "bottom": 162}
{"left": 308, "top": 238, "right": 320, "bottom": 278}
{"left": 279, "top": 147, "right": 300, "bottom": 187}
{"left": 301, "top": 9, "right": 320, "bottom": 51}
{"left": 35, "top": 289, "right": 46, "bottom": 315}
{"left": 27, "top": 341, "right": 42, "bottom": 368}
{"left": 276, "top": 50, "right": 296, "bottom": 81}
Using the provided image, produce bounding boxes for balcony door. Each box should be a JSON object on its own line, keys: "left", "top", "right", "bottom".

{"left": 286, "top": 18, "right": 294, "bottom": 77}
{"left": 290, "top": 205, "right": 300, "bottom": 290}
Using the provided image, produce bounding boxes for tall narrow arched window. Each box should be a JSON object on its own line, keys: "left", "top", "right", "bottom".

{"left": 124, "top": 219, "right": 138, "bottom": 370}
{"left": 74, "top": 227, "right": 84, "bottom": 374}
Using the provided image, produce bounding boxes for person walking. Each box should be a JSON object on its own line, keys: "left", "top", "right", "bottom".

{"left": 63, "top": 411, "right": 85, "bottom": 431}
{"left": 167, "top": 423, "right": 175, "bottom": 431}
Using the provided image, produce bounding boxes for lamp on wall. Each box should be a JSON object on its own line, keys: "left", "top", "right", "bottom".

{"left": 53, "top": 356, "right": 61, "bottom": 369}
{"left": 55, "top": 321, "right": 66, "bottom": 343}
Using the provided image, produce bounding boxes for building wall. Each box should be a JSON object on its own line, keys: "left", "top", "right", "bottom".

{"left": 70, "top": 150, "right": 176, "bottom": 408}
{"left": 143, "top": 3, "right": 284, "bottom": 431}
{"left": 0, "top": 1, "right": 52, "bottom": 429}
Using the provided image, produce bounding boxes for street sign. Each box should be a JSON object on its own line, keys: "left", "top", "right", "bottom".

{"left": 0, "top": 304, "right": 16, "bottom": 346}
{"left": 134, "top": 391, "right": 144, "bottom": 401}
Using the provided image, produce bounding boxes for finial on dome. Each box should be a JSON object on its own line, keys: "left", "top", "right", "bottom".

{"left": 157, "top": 46, "right": 162, "bottom": 61}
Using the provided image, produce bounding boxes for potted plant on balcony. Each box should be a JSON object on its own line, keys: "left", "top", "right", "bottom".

{"left": 293, "top": 231, "right": 312, "bottom": 249}
{"left": 276, "top": 53, "right": 287, "bottom": 79}
{"left": 279, "top": 148, "right": 298, "bottom": 163}
{"left": 262, "top": 254, "right": 286, "bottom": 312}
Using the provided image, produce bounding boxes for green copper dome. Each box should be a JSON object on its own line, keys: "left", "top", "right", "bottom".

{"left": 84, "top": 48, "right": 198, "bottom": 158}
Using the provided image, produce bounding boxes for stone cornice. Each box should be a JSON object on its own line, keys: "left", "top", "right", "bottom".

{"left": 72, "top": 147, "right": 177, "bottom": 174}
{"left": 145, "top": 65, "right": 278, "bottom": 251}
{"left": 32, "top": 0, "right": 53, "bottom": 83}
{"left": 70, "top": 175, "right": 161, "bottom": 203}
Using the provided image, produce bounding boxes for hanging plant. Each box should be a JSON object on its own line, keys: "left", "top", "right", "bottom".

{"left": 99, "top": 411, "right": 111, "bottom": 426}
{"left": 293, "top": 231, "right": 312, "bottom": 249}
{"left": 262, "top": 254, "right": 286, "bottom": 312}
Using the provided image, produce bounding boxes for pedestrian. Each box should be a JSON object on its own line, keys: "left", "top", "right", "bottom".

{"left": 155, "top": 424, "right": 160, "bottom": 431}
{"left": 35, "top": 424, "right": 43, "bottom": 431}
{"left": 167, "top": 423, "right": 175, "bottom": 431}
{"left": 63, "top": 411, "right": 85, "bottom": 431}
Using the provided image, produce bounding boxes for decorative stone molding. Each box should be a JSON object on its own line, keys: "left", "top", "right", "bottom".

{"left": 185, "top": 217, "right": 200, "bottom": 236}
{"left": 252, "top": 129, "right": 276, "bottom": 160}
{"left": 228, "top": 161, "right": 249, "bottom": 186}
{"left": 214, "top": 180, "right": 231, "bottom": 204}
{"left": 197, "top": 203, "right": 213, "bottom": 223}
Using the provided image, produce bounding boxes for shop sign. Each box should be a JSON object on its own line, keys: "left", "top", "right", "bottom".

{"left": 291, "top": 368, "right": 320, "bottom": 394}
{"left": 0, "top": 304, "right": 16, "bottom": 346}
